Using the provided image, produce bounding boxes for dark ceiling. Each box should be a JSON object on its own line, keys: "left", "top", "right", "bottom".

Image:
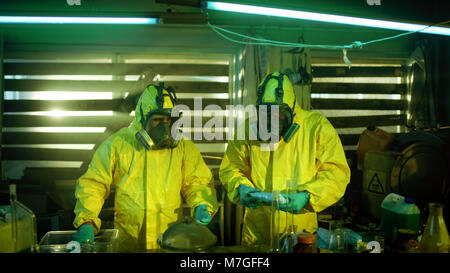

{"left": 0, "top": 0, "right": 447, "bottom": 24}
{"left": 0, "top": 0, "right": 448, "bottom": 55}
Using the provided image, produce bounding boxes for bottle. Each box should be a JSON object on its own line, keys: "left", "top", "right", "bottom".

{"left": 406, "top": 238, "right": 419, "bottom": 253}
{"left": 419, "top": 203, "right": 449, "bottom": 253}
{"left": 325, "top": 221, "right": 349, "bottom": 253}
{"left": 294, "top": 232, "right": 318, "bottom": 253}
{"left": 393, "top": 229, "right": 417, "bottom": 253}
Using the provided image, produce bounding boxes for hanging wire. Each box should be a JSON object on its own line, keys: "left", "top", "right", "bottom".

{"left": 208, "top": 21, "right": 355, "bottom": 49}
{"left": 206, "top": 19, "right": 450, "bottom": 51}
{"left": 360, "top": 20, "right": 449, "bottom": 46}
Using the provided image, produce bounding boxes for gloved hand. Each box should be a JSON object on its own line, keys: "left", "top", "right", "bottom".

{"left": 72, "top": 224, "right": 95, "bottom": 243}
{"left": 279, "top": 192, "right": 310, "bottom": 214}
{"left": 194, "top": 204, "right": 212, "bottom": 225}
{"left": 238, "top": 184, "right": 263, "bottom": 209}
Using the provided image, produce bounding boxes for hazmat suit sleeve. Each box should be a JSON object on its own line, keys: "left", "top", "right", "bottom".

{"left": 73, "top": 138, "right": 114, "bottom": 233}
{"left": 219, "top": 139, "right": 254, "bottom": 204}
{"left": 298, "top": 117, "right": 351, "bottom": 213}
{"left": 181, "top": 140, "right": 219, "bottom": 217}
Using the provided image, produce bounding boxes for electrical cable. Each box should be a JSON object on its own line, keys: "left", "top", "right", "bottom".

{"left": 206, "top": 19, "right": 450, "bottom": 50}
{"left": 208, "top": 21, "right": 355, "bottom": 49}
{"left": 361, "top": 20, "right": 450, "bottom": 46}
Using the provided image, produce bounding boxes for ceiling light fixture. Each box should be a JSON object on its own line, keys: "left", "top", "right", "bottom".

{"left": 204, "top": 1, "right": 450, "bottom": 36}
{"left": 0, "top": 16, "right": 159, "bottom": 24}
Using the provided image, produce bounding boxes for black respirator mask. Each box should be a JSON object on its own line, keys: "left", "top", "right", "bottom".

{"left": 256, "top": 104, "right": 291, "bottom": 142}
{"left": 255, "top": 74, "right": 300, "bottom": 143}
{"left": 148, "top": 120, "right": 179, "bottom": 149}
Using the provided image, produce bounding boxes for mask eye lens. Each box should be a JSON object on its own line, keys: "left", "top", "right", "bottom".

{"left": 149, "top": 116, "right": 171, "bottom": 128}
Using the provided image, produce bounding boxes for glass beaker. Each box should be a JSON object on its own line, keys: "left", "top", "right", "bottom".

{"left": 270, "top": 190, "right": 281, "bottom": 253}
{"left": 282, "top": 180, "right": 297, "bottom": 253}
{"left": 419, "top": 203, "right": 449, "bottom": 253}
{"left": 326, "top": 221, "right": 349, "bottom": 253}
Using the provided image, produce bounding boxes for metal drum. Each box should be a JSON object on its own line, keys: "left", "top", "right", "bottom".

{"left": 390, "top": 143, "right": 449, "bottom": 210}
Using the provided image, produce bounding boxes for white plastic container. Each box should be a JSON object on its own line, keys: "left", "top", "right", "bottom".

{"left": 381, "top": 193, "right": 421, "bottom": 244}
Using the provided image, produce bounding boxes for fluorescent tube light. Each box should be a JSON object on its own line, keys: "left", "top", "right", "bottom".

{"left": 2, "top": 144, "right": 96, "bottom": 150}
{"left": 4, "top": 91, "right": 113, "bottom": 100}
{"left": 3, "top": 111, "right": 113, "bottom": 117}
{"left": 0, "top": 16, "right": 159, "bottom": 24}
{"left": 2, "top": 127, "right": 107, "bottom": 133}
{"left": 205, "top": 1, "right": 450, "bottom": 36}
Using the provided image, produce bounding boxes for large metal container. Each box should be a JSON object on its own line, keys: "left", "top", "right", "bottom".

{"left": 38, "top": 229, "right": 118, "bottom": 253}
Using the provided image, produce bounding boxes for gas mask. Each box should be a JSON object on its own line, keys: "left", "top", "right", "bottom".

{"left": 255, "top": 73, "right": 300, "bottom": 144}
{"left": 135, "top": 83, "right": 180, "bottom": 150}
{"left": 148, "top": 121, "right": 179, "bottom": 149}
{"left": 255, "top": 103, "right": 299, "bottom": 143}
{"left": 136, "top": 121, "right": 179, "bottom": 150}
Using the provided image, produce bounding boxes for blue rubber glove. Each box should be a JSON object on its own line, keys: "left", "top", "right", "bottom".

{"left": 238, "top": 184, "right": 263, "bottom": 209}
{"left": 72, "top": 224, "right": 95, "bottom": 243}
{"left": 194, "top": 204, "right": 212, "bottom": 225}
{"left": 279, "top": 192, "right": 310, "bottom": 214}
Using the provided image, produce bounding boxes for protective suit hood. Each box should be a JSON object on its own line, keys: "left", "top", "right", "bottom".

{"left": 129, "top": 83, "right": 180, "bottom": 150}
{"left": 130, "top": 83, "right": 176, "bottom": 133}
{"left": 257, "top": 72, "right": 302, "bottom": 117}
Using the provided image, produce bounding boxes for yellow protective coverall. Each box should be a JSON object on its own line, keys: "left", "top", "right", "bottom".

{"left": 219, "top": 73, "right": 350, "bottom": 246}
{"left": 73, "top": 85, "right": 219, "bottom": 252}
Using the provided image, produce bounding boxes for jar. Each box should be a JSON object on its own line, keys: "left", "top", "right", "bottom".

{"left": 392, "top": 228, "right": 417, "bottom": 253}
{"left": 294, "top": 232, "right": 318, "bottom": 253}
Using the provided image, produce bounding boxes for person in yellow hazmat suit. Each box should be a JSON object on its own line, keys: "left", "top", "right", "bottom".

{"left": 72, "top": 83, "right": 219, "bottom": 252}
{"left": 219, "top": 72, "right": 350, "bottom": 247}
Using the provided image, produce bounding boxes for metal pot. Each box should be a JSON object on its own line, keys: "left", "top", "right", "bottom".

{"left": 158, "top": 216, "right": 217, "bottom": 253}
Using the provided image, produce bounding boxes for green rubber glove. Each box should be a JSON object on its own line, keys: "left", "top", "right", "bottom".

{"left": 279, "top": 192, "right": 310, "bottom": 214}
{"left": 72, "top": 224, "right": 95, "bottom": 243}
{"left": 194, "top": 204, "right": 212, "bottom": 225}
{"left": 238, "top": 184, "right": 263, "bottom": 209}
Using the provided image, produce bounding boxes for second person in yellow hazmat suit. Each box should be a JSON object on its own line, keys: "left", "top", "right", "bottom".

{"left": 72, "top": 83, "right": 219, "bottom": 252}
{"left": 219, "top": 72, "right": 350, "bottom": 247}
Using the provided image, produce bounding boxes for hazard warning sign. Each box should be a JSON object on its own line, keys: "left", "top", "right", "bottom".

{"left": 368, "top": 173, "right": 385, "bottom": 194}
